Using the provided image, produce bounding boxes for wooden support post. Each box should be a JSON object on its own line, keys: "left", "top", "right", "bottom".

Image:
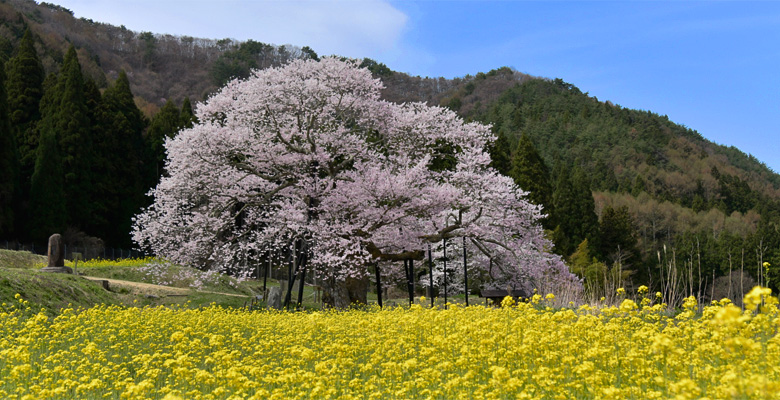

{"left": 428, "top": 244, "right": 434, "bottom": 308}
{"left": 403, "top": 259, "right": 411, "bottom": 307}
{"left": 296, "top": 249, "right": 308, "bottom": 311}
{"left": 262, "top": 253, "right": 269, "bottom": 299}
{"left": 283, "top": 241, "right": 298, "bottom": 310}
{"left": 463, "top": 236, "right": 468, "bottom": 306}
{"left": 408, "top": 259, "right": 415, "bottom": 306}
{"left": 375, "top": 262, "right": 383, "bottom": 308}
{"left": 443, "top": 237, "right": 448, "bottom": 309}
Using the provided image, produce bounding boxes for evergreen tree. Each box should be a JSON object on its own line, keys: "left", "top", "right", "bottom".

{"left": 551, "top": 165, "right": 576, "bottom": 255}
{"left": 568, "top": 238, "right": 593, "bottom": 275}
{"left": 0, "top": 37, "right": 11, "bottom": 61}
{"left": 83, "top": 78, "right": 108, "bottom": 234}
{"left": 83, "top": 79, "right": 102, "bottom": 124}
{"left": 599, "top": 205, "right": 638, "bottom": 266}
{"left": 572, "top": 167, "right": 601, "bottom": 256}
{"left": 487, "top": 131, "right": 511, "bottom": 176}
{"left": 55, "top": 46, "right": 94, "bottom": 231}
{"left": 95, "top": 70, "right": 147, "bottom": 245}
{"left": 568, "top": 238, "right": 607, "bottom": 283}
{"left": 510, "top": 132, "right": 554, "bottom": 228}
{"left": 5, "top": 29, "right": 44, "bottom": 190}
{"left": 549, "top": 165, "right": 600, "bottom": 257}
{"left": 0, "top": 61, "right": 18, "bottom": 238}
{"left": 592, "top": 159, "right": 618, "bottom": 191}
{"left": 28, "top": 128, "right": 66, "bottom": 241}
{"left": 180, "top": 97, "right": 196, "bottom": 128}
{"left": 25, "top": 73, "right": 62, "bottom": 240}
{"left": 631, "top": 174, "right": 646, "bottom": 197}
{"left": 146, "top": 99, "right": 180, "bottom": 182}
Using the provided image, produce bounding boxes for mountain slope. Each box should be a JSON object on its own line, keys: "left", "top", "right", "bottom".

{"left": 0, "top": 0, "right": 308, "bottom": 114}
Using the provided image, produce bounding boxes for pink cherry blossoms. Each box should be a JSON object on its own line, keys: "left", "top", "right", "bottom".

{"left": 132, "top": 57, "right": 580, "bottom": 298}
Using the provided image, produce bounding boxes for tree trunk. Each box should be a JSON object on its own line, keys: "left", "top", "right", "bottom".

{"left": 321, "top": 275, "right": 369, "bottom": 308}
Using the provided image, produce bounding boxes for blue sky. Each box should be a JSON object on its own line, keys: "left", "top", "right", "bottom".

{"left": 55, "top": 0, "right": 780, "bottom": 173}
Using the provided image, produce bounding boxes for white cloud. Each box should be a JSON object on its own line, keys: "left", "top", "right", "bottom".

{"left": 55, "top": 0, "right": 408, "bottom": 58}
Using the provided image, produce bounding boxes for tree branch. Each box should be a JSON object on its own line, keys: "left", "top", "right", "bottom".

{"left": 365, "top": 241, "right": 425, "bottom": 261}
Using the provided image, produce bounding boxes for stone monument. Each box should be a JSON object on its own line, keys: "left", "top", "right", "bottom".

{"left": 40, "top": 234, "right": 73, "bottom": 274}
{"left": 266, "top": 286, "right": 282, "bottom": 310}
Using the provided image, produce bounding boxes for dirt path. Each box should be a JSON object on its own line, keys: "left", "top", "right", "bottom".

{"left": 82, "top": 276, "right": 253, "bottom": 298}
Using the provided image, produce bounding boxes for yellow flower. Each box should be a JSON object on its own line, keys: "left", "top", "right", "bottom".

{"left": 501, "top": 296, "right": 516, "bottom": 308}
{"left": 744, "top": 286, "right": 772, "bottom": 312}
{"left": 683, "top": 296, "right": 697, "bottom": 310}
{"left": 3, "top": 287, "right": 780, "bottom": 399}
{"left": 619, "top": 299, "right": 637, "bottom": 312}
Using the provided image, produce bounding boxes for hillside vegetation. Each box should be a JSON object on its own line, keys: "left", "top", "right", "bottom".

{"left": 453, "top": 71, "right": 780, "bottom": 297}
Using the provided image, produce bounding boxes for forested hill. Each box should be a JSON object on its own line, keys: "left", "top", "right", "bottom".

{"left": 1, "top": 0, "right": 778, "bottom": 294}
{"left": 434, "top": 69, "right": 780, "bottom": 296}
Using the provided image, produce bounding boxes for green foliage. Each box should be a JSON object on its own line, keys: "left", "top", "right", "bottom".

{"left": 0, "top": 37, "right": 12, "bottom": 61}
{"left": 359, "top": 58, "right": 392, "bottom": 77}
{"left": 487, "top": 131, "right": 511, "bottom": 176}
{"left": 210, "top": 40, "right": 274, "bottom": 86}
{"left": 446, "top": 96, "right": 462, "bottom": 111}
{"left": 146, "top": 99, "right": 181, "bottom": 182}
{"left": 5, "top": 29, "right": 44, "bottom": 186}
{"left": 551, "top": 166, "right": 576, "bottom": 256}
{"left": 631, "top": 175, "right": 646, "bottom": 197}
{"left": 301, "top": 46, "right": 319, "bottom": 61}
{"left": 2, "top": 43, "right": 155, "bottom": 246}
{"left": 510, "top": 132, "right": 553, "bottom": 228}
{"left": 568, "top": 239, "right": 610, "bottom": 296}
{"left": 55, "top": 46, "right": 95, "bottom": 231}
{"left": 465, "top": 75, "right": 780, "bottom": 281}
{"left": 715, "top": 172, "right": 757, "bottom": 214}
{"left": 599, "top": 205, "right": 638, "bottom": 266}
{"left": 550, "top": 165, "right": 599, "bottom": 257}
{"left": 138, "top": 31, "right": 156, "bottom": 67}
{"left": 0, "top": 61, "right": 19, "bottom": 238}
{"left": 180, "top": 97, "right": 196, "bottom": 128}
{"left": 571, "top": 168, "right": 600, "bottom": 255}
{"left": 715, "top": 145, "right": 780, "bottom": 189}
{"left": 28, "top": 127, "right": 65, "bottom": 241}
{"left": 428, "top": 138, "right": 461, "bottom": 172}
{"left": 568, "top": 239, "right": 592, "bottom": 274}
{"left": 93, "top": 70, "right": 148, "bottom": 246}
{"left": 477, "top": 76, "right": 780, "bottom": 211}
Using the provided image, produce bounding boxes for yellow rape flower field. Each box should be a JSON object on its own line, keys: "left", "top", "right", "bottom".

{"left": 2, "top": 288, "right": 779, "bottom": 400}
{"left": 63, "top": 257, "right": 158, "bottom": 269}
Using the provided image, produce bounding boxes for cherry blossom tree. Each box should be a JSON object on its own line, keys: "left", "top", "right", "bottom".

{"left": 132, "top": 57, "right": 580, "bottom": 307}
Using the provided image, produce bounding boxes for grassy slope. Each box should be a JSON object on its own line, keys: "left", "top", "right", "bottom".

{"left": 0, "top": 249, "right": 46, "bottom": 269}
{"left": 0, "top": 249, "right": 420, "bottom": 313}
{"left": 0, "top": 268, "right": 120, "bottom": 314}
{"left": 0, "top": 249, "right": 259, "bottom": 313}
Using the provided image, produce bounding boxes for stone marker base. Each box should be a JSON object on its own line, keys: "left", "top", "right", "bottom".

{"left": 40, "top": 266, "right": 74, "bottom": 274}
